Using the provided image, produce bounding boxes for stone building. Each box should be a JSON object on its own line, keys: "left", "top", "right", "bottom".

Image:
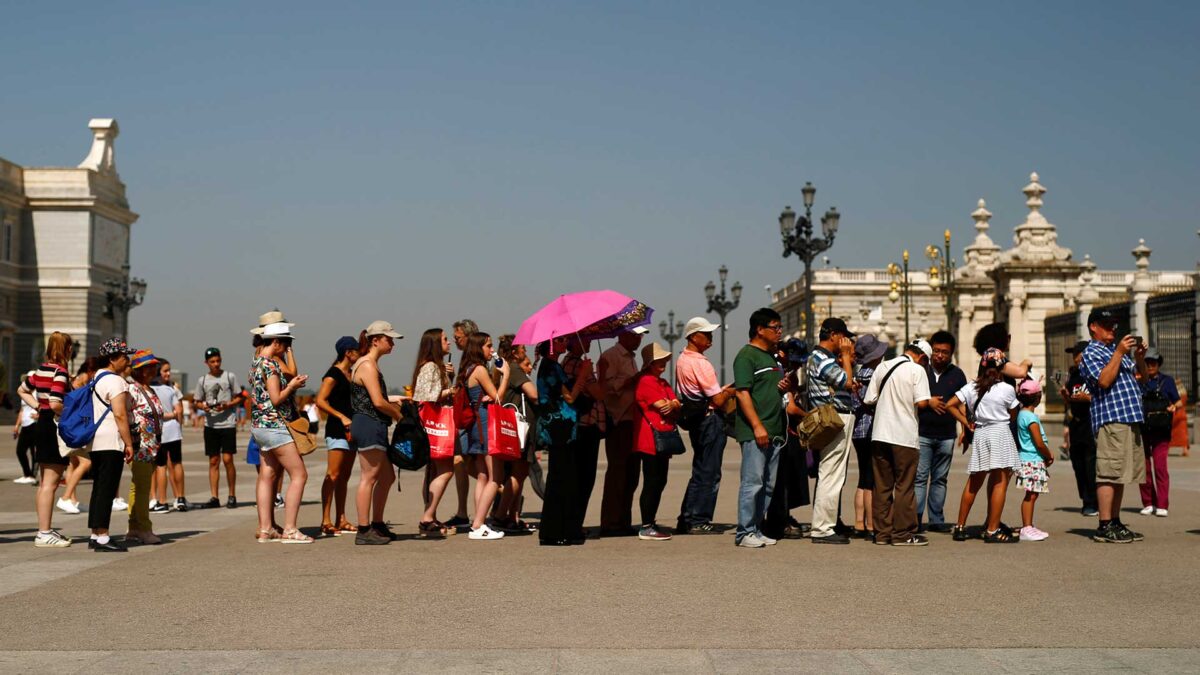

{"left": 0, "top": 119, "right": 140, "bottom": 394}
{"left": 771, "top": 172, "right": 1197, "bottom": 404}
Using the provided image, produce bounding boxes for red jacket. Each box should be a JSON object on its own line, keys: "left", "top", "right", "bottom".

{"left": 635, "top": 373, "right": 678, "bottom": 455}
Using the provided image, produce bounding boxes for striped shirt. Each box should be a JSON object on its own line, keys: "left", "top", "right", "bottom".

{"left": 805, "top": 346, "right": 854, "bottom": 414}
{"left": 29, "top": 362, "right": 69, "bottom": 411}
{"left": 1080, "top": 339, "right": 1144, "bottom": 436}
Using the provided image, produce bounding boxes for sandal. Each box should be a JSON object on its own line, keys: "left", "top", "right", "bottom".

{"left": 952, "top": 525, "right": 969, "bottom": 542}
{"left": 336, "top": 520, "right": 357, "bottom": 535}
{"left": 418, "top": 521, "right": 447, "bottom": 538}
{"left": 256, "top": 528, "right": 280, "bottom": 544}
{"left": 435, "top": 520, "right": 456, "bottom": 536}
{"left": 983, "top": 528, "right": 1018, "bottom": 544}
{"left": 514, "top": 519, "right": 537, "bottom": 532}
{"left": 320, "top": 523, "right": 340, "bottom": 537}
{"left": 280, "top": 529, "right": 314, "bottom": 544}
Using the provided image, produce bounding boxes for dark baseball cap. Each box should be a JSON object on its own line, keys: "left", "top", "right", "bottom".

{"left": 335, "top": 336, "right": 358, "bottom": 358}
{"left": 820, "top": 317, "right": 855, "bottom": 338}
{"left": 1086, "top": 308, "right": 1117, "bottom": 326}
{"left": 204, "top": 347, "right": 221, "bottom": 360}
{"left": 1066, "top": 340, "right": 1089, "bottom": 356}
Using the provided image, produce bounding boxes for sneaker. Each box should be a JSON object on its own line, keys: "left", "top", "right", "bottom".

{"left": 373, "top": 523, "right": 399, "bottom": 541}
{"left": 1081, "top": 507, "right": 1099, "bottom": 517}
{"left": 225, "top": 496, "right": 236, "bottom": 509}
{"left": 149, "top": 503, "right": 169, "bottom": 514}
{"left": 1019, "top": 526, "right": 1048, "bottom": 542}
{"left": 1139, "top": 505, "right": 1155, "bottom": 515}
{"left": 893, "top": 535, "right": 930, "bottom": 546}
{"left": 33, "top": 530, "right": 72, "bottom": 548}
{"left": 737, "top": 533, "right": 767, "bottom": 548}
{"left": 1115, "top": 521, "right": 1144, "bottom": 542}
{"left": 273, "top": 494, "right": 284, "bottom": 509}
{"left": 56, "top": 498, "right": 81, "bottom": 514}
{"left": 355, "top": 528, "right": 390, "bottom": 545}
{"left": 175, "top": 497, "right": 189, "bottom": 513}
{"left": 204, "top": 497, "right": 220, "bottom": 509}
{"left": 112, "top": 497, "right": 128, "bottom": 511}
{"left": 149, "top": 499, "right": 159, "bottom": 510}
{"left": 637, "top": 525, "right": 672, "bottom": 541}
{"left": 468, "top": 524, "right": 505, "bottom": 541}
{"left": 690, "top": 522, "right": 721, "bottom": 535}
{"left": 1092, "top": 522, "right": 1133, "bottom": 544}
{"left": 951, "top": 525, "right": 969, "bottom": 542}
{"left": 812, "top": 533, "right": 851, "bottom": 545}
{"left": 14, "top": 476, "right": 36, "bottom": 485}
{"left": 760, "top": 533, "right": 778, "bottom": 546}
{"left": 1155, "top": 508, "right": 1168, "bottom": 517}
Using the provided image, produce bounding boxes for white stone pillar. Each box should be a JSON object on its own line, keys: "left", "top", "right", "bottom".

{"left": 1077, "top": 255, "right": 1099, "bottom": 341}
{"left": 1129, "top": 240, "right": 1153, "bottom": 340}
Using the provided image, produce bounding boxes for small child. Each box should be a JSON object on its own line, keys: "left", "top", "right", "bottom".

{"left": 1015, "top": 379, "right": 1054, "bottom": 541}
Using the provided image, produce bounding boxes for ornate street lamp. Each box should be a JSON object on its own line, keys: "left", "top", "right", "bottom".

{"left": 658, "top": 310, "right": 684, "bottom": 387}
{"left": 103, "top": 263, "right": 148, "bottom": 340}
{"left": 780, "top": 181, "right": 841, "bottom": 342}
{"left": 705, "top": 265, "right": 742, "bottom": 382}
{"left": 925, "top": 229, "right": 956, "bottom": 331}
{"left": 887, "top": 250, "right": 911, "bottom": 345}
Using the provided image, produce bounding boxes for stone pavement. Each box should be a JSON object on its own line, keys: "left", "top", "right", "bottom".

{"left": 1, "top": 427, "right": 1197, "bottom": 673}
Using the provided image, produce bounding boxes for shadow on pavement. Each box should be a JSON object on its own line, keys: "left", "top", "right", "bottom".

{"left": 152, "top": 530, "right": 206, "bottom": 545}
{"left": 1064, "top": 528, "right": 1099, "bottom": 539}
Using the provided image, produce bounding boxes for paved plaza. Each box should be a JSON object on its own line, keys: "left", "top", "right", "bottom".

{"left": 1, "top": 427, "right": 1198, "bottom": 674}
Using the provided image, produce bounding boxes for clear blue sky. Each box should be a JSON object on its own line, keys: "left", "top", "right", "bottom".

{"left": 3, "top": 2, "right": 1197, "bottom": 385}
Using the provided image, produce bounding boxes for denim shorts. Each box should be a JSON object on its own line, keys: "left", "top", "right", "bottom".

{"left": 351, "top": 414, "right": 389, "bottom": 452}
{"left": 251, "top": 427, "right": 293, "bottom": 452}
{"left": 325, "top": 436, "right": 351, "bottom": 452}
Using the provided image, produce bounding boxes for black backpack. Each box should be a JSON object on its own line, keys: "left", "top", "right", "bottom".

{"left": 388, "top": 400, "right": 430, "bottom": 471}
{"left": 1142, "top": 384, "right": 1173, "bottom": 436}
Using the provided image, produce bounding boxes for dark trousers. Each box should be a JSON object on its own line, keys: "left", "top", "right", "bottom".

{"left": 871, "top": 441, "right": 918, "bottom": 544}
{"left": 569, "top": 425, "right": 603, "bottom": 537}
{"left": 16, "top": 425, "right": 37, "bottom": 478}
{"left": 639, "top": 452, "right": 670, "bottom": 525}
{"left": 1069, "top": 427, "right": 1098, "bottom": 511}
{"left": 763, "top": 435, "right": 811, "bottom": 539}
{"left": 88, "top": 451, "right": 125, "bottom": 530}
{"left": 677, "top": 414, "right": 727, "bottom": 527}
{"left": 600, "top": 421, "right": 638, "bottom": 531}
{"left": 539, "top": 438, "right": 577, "bottom": 542}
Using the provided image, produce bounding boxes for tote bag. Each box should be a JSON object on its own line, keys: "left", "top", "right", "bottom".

{"left": 419, "top": 402, "right": 457, "bottom": 459}
{"left": 487, "top": 405, "right": 523, "bottom": 460}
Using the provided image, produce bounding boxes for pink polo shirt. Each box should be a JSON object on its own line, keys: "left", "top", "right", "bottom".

{"left": 675, "top": 349, "right": 722, "bottom": 403}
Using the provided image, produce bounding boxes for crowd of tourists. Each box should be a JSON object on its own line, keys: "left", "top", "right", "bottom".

{"left": 14, "top": 304, "right": 1186, "bottom": 550}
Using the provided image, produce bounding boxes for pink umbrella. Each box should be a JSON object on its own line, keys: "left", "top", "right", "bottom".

{"left": 513, "top": 290, "right": 653, "bottom": 346}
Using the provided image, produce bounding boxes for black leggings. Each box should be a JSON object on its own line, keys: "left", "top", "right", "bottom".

{"left": 88, "top": 451, "right": 125, "bottom": 530}
{"left": 639, "top": 453, "right": 670, "bottom": 526}
{"left": 16, "top": 425, "right": 37, "bottom": 478}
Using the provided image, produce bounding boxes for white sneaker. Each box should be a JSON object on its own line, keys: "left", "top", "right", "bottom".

{"left": 760, "top": 533, "right": 778, "bottom": 546}
{"left": 468, "top": 524, "right": 505, "bottom": 541}
{"left": 112, "top": 497, "right": 129, "bottom": 511}
{"left": 149, "top": 499, "right": 159, "bottom": 510}
{"left": 56, "top": 498, "right": 81, "bottom": 514}
{"left": 737, "top": 533, "right": 767, "bottom": 548}
{"left": 1019, "top": 526, "right": 1048, "bottom": 542}
{"left": 1155, "top": 509, "right": 1168, "bottom": 517}
{"left": 33, "top": 530, "right": 72, "bottom": 548}
{"left": 1139, "top": 505, "right": 1155, "bottom": 515}
{"left": 13, "top": 476, "right": 36, "bottom": 485}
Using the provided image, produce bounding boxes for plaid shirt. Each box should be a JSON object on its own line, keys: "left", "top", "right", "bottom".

{"left": 1080, "top": 339, "right": 1144, "bottom": 436}
{"left": 851, "top": 365, "right": 876, "bottom": 439}
{"left": 562, "top": 354, "right": 606, "bottom": 432}
{"left": 805, "top": 346, "right": 854, "bottom": 414}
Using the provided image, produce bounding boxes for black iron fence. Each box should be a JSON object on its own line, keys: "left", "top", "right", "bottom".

{"left": 1148, "top": 290, "right": 1196, "bottom": 397}
{"left": 1044, "top": 311, "right": 1078, "bottom": 410}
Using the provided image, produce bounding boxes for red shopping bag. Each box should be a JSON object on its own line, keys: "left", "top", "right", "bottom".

{"left": 487, "top": 405, "right": 522, "bottom": 460}
{"left": 419, "top": 403, "right": 457, "bottom": 459}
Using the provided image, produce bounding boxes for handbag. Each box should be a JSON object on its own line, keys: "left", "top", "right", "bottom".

{"left": 652, "top": 427, "right": 686, "bottom": 456}
{"left": 419, "top": 402, "right": 457, "bottom": 459}
{"left": 796, "top": 404, "right": 845, "bottom": 450}
{"left": 503, "top": 397, "right": 530, "bottom": 448}
{"left": 487, "top": 405, "right": 523, "bottom": 460}
{"left": 286, "top": 417, "right": 318, "bottom": 456}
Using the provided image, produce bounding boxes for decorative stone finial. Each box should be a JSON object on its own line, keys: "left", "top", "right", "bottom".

{"left": 1002, "top": 171, "right": 1072, "bottom": 264}
{"left": 1078, "top": 254, "right": 1100, "bottom": 304}
{"left": 1132, "top": 238, "right": 1151, "bottom": 271}
{"left": 963, "top": 198, "right": 1000, "bottom": 276}
{"left": 78, "top": 118, "right": 120, "bottom": 177}
{"left": 1131, "top": 239, "right": 1154, "bottom": 294}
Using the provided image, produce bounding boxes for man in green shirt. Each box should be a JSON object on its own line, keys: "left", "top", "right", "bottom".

{"left": 733, "top": 308, "right": 785, "bottom": 548}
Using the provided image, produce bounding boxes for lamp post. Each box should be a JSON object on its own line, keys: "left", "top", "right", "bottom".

{"left": 658, "top": 310, "right": 683, "bottom": 387}
{"left": 704, "top": 265, "right": 742, "bottom": 383}
{"left": 103, "top": 264, "right": 148, "bottom": 340}
{"left": 925, "top": 229, "right": 956, "bottom": 331}
{"left": 887, "top": 250, "right": 911, "bottom": 345}
{"left": 779, "top": 181, "right": 841, "bottom": 343}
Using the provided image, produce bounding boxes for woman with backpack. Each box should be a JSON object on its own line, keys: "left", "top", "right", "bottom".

{"left": 412, "top": 328, "right": 455, "bottom": 538}
{"left": 85, "top": 338, "right": 139, "bottom": 552}
{"left": 457, "top": 331, "right": 511, "bottom": 541}
{"left": 56, "top": 357, "right": 100, "bottom": 516}
{"left": 349, "top": 321, "right": 405, "bottom": 545}
{"left": 31, "top": 332, "right": 75, "bottom": 548}
{"left": 948, "top": 349, "right": 1022, "bottom": 543}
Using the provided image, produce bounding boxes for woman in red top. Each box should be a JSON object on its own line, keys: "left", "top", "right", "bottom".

{"left": 31, "top": 332, "right": 74, "bottom": 548}
{"left": 634, "top": 342, "right": 681, "bottom": 542}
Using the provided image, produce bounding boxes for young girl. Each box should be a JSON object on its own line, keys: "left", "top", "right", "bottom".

{"left": 949, "top": 349, "right": 1022, "bottom": 543}
{"left": 457, "top": 332, "right": 511, "bottom": 541}
{"left": 1015, "top": 379, "right": 1053, "bottom": 541}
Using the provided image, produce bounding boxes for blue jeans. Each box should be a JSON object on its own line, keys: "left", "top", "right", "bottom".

{"left": 678, "top": 414, "right": 727, "bottom": 527}
{"left": 915, "top": 436, "right": 954, "bottom": 525}
{"left": 736, "top": 437, "right": 783, "bottom": 542}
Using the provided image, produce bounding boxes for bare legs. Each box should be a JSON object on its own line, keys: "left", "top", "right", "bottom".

{"left": 1021, "top": 491, "right": 1039, "bottom": 528}
{"left": 356, "top": 449, "right": 394, "bottom": 527}
{"left": 1097, "top": 482, "right": 1123, "bottom": 521}
{"left": 36, "top": 464, "right": 66, "bottom": 531}
{"left": 258, "top": 443, "right": 307, "bottom": 533}
{"left": 497, "top": 460, "right": 530, "bottom": 524}
{"left": 453, "top": 455, "right": 469, "bottom": 519}
{"left": 421, "top": 458, "right": 454, "bottom": 523}
{"left": 470, "top": 455, "right": 502, "bottom": 530}
{"left": 956, "top": 468, "right": 1013, "bottom": 532}
{"left": 62, "top": 454, "right": 90, "bottom": 505}
{"left": 854, "top": 487, "right": 874, "bottom": 531}
{"left": 320, "top": 449, "right": 355, "bottom": 527}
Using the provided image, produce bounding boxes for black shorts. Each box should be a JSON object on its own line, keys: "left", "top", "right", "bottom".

{"left": 203, "top": 427, "right": 238, "bottom": 457}
{"left": 155, "top": 439, "right": 183, "bottom": 466}
{"left": 34, "top": 415, "right": 67, "bottom": 467}
{"left": 853, "top": 437, "right": 875, "bottom": 490}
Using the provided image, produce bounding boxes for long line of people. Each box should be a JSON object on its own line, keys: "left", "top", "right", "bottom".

{"left": 19, "top": 304, "right": 1182, "bottom": 549}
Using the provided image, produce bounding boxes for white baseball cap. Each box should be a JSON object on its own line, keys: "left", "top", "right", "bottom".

{"left": 365, "top": 320, "right": 403, "bottom": 339}
{"left": 683, "top": 316, "right": 720, "bottom": 338}
{"left": 629, "top": 325, "right": 649, "bottom": 335}
{"left": 908, "top": 339, "right": 933, "bottom": 359}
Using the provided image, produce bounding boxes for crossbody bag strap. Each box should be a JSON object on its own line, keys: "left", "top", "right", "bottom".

{"left": 876, "top": 356, "right": 909, "bottom": 399}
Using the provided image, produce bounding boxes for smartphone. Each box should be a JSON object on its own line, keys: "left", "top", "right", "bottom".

{"left": 1132, "top": 336, "right": 1144, "bottom": 347}
{"left": 1052, "top": 371, "right": 1064, "bottom": 385}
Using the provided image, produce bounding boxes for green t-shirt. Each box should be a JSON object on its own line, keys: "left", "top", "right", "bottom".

{"left": 732, "top": 343, "right": 785, "bottom": 442}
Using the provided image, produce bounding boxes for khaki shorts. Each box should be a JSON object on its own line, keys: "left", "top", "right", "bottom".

{"left": 1095, "top": 424, "right": 1146, "bottom": 485}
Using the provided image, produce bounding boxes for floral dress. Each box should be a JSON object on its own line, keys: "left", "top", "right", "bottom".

{"left": 250, "top": 356, "right": 294, "bottom": 430}
{"left": 130, "top": 383, "right": 164, "bottom": 463}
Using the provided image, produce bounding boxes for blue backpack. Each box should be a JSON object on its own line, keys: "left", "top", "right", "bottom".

{"left": 58, "top": 371, "right": 116, "bottom": 448}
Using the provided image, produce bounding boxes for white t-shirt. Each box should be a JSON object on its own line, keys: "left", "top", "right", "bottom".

{"left": 19, "top": 401, "right": 37, "bottom": 427}
{"left": 953, "top": 381, "right": 1019, "bottom": 426}
{"left": 90, "top": 370, "right": 130, "bottom": 453}
{"left": 152, "top": 383, "right": 183, "bottom": 443}
{"left": 864, "top": 356, "right": 931, "bottom": 448}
